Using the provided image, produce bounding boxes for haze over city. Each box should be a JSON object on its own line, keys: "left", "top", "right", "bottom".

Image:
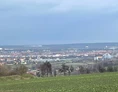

{"left": 0, "top": 0, "right": 118, "bottom": 45}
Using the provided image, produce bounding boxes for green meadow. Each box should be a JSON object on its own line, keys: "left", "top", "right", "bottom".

{"left": 0, "top": 73, "right": 118, "bottom": 92}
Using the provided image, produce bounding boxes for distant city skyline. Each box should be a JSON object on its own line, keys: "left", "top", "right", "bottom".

{"left": 0, "top": 0, "right": 118, "bottom": 45}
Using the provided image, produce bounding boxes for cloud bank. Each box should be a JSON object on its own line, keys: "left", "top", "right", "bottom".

{"left": 1, "top": 0, "right": 118, "bottom": 14}
{"left": 0, "top": 0, "right": 118, "bottom": 44}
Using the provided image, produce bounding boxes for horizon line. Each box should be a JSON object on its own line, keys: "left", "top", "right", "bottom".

{"left": 0, "top": 42, "right": 118, "bottom": 46}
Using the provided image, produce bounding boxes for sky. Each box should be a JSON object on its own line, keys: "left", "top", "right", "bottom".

{"left": 0, "top": 0, "right": 118, "bottom": 45}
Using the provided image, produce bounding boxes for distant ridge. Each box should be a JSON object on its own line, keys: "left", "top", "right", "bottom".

{"left": 43, "top": 42, "right": 118, "bottom": 46}
{"left": 0, "top": 42, "right": 118, "bottom": 50}
{"left": 42, "top": 42, "right": 118, "bottom": 50}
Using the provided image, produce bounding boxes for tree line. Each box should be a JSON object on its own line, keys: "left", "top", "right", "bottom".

{"left": 0, "top": 61, "right": 118, "bottom": 77}
{"left": 37, "top": 62, "right": 118, "bottom": 77}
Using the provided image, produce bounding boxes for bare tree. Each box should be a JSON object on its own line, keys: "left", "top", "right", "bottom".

{"left": 40, "top": 61, "right": 52, "bottom": 77}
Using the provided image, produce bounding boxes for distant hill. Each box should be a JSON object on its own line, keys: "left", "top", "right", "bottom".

{"left": 0, "top": 42, "right": 118, "bottom": 50}
{"left": 42, "top": 42, "right": 118, "bottom": 50}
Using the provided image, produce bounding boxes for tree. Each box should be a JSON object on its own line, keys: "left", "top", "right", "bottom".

{"left": 68, "top": 65, "right": 74, "bottom": 75}
{"left": 70, "top": 65, "right": 74, "bottom": 72}
{"left": 46, "top": 62, "right": 52, "bottom": 76}
{"left": 98, "top": 65, "right": 106, "bottom": 73}
{"left": 86, "top": 68, "right": 91, "bottom": 74}
{"left": 36, "top": 70, "right": 40, "bottom": 77}
{"left": 40, "top": 61, "right": 52, "bottom": 77}
{"left": 54, "top": 70, "right": 57, "bottom": 77}
{"left": 79, "top": 66, "right": 85, "bottom": 74}
{"left": 61, "top": 63, "right": 69, "bottom": 76}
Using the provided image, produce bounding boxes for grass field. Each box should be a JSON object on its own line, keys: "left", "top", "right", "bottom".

{"left": 0, "top": 73, "right": 118, "bottom": 92}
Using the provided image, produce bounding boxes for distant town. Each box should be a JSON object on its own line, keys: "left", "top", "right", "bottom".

{"left": 0, "top": 42, "right": 118, "bottom": 75}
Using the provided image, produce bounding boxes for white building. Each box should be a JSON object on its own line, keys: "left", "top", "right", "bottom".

{"left": 102, "top": 53, "right": 112, "bottom": 59}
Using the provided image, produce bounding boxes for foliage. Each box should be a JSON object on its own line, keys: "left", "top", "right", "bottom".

{"left": 114, "top": 66, "right": 118, "bottom": 72}
{"left": 39, "top": 61, "right": 52, "bottom": 77}
{"left": 0, "top": 65, "right": 28, "bottom": 76}
{"left": 59, "top": 64, "right": 74, "bottom": 76}
{"left": 79, "top": 66, "right": 86, "bottom": 74}
{"left": 98, "top": 65, "right": 106, "bottom": 73}
{"left": 14, "top": 65, "right": 28, "bottom": 75}
{"left": 0, "top": 65, "right": 10, "bottom": 76}
{"left": 70, "top": 65, "right": 74, "bottom": 72}
{"left": 107, "top": 66, "right": 114, "bottom": 72}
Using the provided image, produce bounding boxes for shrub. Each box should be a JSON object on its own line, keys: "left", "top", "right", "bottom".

{"left": 14, "top": 65, "right": 28, "bottom": 75}
{"left": 0, "top": 65, "right": 10, "bottom": 76}
{"left": 107, "top": 66, "right": 114, "bottom": 72}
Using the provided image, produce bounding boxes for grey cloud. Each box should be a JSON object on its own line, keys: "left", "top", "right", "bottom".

{"left": 48, "top": 0, "right": 118, "bottom": 13}
{"left": 1, "top": 0, "right": 118, "bottom": 16}
{"left": 11, "top": 0, "right": 118, "bottom": 12}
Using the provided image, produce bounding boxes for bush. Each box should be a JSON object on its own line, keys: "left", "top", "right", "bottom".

{"left": 0, "top": 65, "right": 28, "bottom": 77}
{"left": 114, "top": 67, "right": 118, "bottom": 72}
{"left": 14, "top": 65, "right": 28, "bottom": 75}
{"left": 107, "top": 66, "right": 114, "bottom": 72}
{"left": 0, "top": 65, "right": 10, "bottom": 76}
{"left": 98, "top": 65, "right": 106, "bottom": 73}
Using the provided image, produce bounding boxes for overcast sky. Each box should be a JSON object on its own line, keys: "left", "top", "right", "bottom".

{"left": 0, "top": 0, "right": 118, "bottom": 45}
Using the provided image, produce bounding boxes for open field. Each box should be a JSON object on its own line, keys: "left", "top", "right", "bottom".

{"left": 0, "top": 73, "right": 118, "bottom": 92}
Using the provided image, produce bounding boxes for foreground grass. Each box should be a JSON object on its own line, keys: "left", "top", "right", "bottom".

{"left": 0, "top": 72, "right": 118, "bottom": 92}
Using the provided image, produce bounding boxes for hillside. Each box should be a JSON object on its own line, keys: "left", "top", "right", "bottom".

{"left": 0, "top": 72, "right": 118, "bottom": 92}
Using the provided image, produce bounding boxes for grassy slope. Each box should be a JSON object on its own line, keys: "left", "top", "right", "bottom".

{"left": 0, "top": 73, "right": 118, "bottom": 92}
